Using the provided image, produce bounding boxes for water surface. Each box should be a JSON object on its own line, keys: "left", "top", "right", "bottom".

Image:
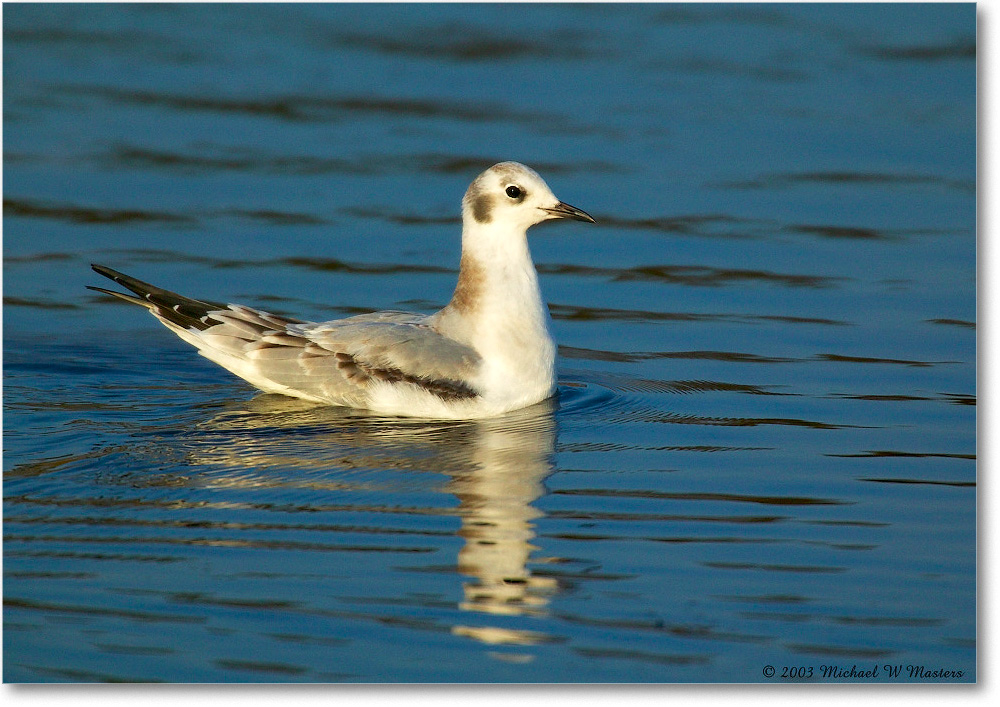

{"left": 3, "top": 3, "right": 976, "bottom": 682}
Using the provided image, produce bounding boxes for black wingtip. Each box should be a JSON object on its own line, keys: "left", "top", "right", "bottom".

{"left": 87, "top": 263, "right": 231, "bottom": 330}
{"left": 89, "top": 263, "right": 166, "bottom": 300}
{"left": 91, "top": 263, "right": 126, "bottom": 280}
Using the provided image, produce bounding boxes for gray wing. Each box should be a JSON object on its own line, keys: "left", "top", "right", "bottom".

{"left": 217, "top": 309, "right": 483, "bottom": 403}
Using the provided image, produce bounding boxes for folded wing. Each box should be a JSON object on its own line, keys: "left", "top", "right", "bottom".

{"left": 90, "top": 264, "right": 482, "bottom": 405}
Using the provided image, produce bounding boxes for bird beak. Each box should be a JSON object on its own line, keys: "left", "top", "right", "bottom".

{"left": 542, "top": 201, "right": 596, "bottom": 224}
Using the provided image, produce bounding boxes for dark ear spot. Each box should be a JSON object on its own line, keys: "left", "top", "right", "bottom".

{"left": 472, "top": 193, "right": 494, "bottom": 224}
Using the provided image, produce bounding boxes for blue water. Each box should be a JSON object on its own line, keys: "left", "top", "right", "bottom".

{"left": 3, "top": 3, "right": 976, "bottom": 682}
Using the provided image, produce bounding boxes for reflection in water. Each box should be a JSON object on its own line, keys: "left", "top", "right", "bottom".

{"left": 189, "top": 394, "right": 559, "bottom": 647}
{"left": 447, "top": 404, "right": 558, "bottom": 647}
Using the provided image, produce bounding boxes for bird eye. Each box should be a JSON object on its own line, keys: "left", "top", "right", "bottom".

{"left": 505, "top": 185, "right": 523, "bottom": 199}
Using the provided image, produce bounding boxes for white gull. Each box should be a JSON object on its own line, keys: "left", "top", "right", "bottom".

{"left": 90, "top": 161, "right": 595, "bottom": 419}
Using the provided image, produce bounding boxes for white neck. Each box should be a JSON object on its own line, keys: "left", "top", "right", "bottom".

{"left": 432, "top": 217, "right": 556, "bottom": 401}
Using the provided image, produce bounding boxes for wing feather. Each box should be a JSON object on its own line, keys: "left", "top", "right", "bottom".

{"left": 301, "top": 316, "right": 480, "bottom": 387}
{"left": 204, "top": 309, "right": 482, "bottom": 401}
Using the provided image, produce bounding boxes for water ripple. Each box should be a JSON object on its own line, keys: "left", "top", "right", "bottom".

{"left": 861, "top": 37, "right": 975, "bottom": 62}
{"left": 56, "top": 85, "right": 604, "bottom": 134}
{"left": 92, "top": 146, "right": 625, "bottom": 178}
{"left": 560, "top": 347, "right": 797, "bottom": 364}
{"left": 537, "top": 263, "right": 842, "bottom": 288}
{"left": 330, "top": 28, "right": 596, "bottom": 62}
{"left": 553, "top": 488, "right": 847, "bottom": 507}
{"left": 718, "top": 171, "right": 975, "bottom": 194}
{"left": 597, "top": 213, "right": 775, "bottom": 239}
{"left": 550, "top": 304, "right": 849, "bottom": 326}
{"left": 4, "top": 198, "right": 195, "bottom": 226}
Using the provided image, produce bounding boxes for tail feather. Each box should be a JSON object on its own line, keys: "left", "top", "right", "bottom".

{"left": 90, "top": 263, "right": 228, "bottom": 332}
{"left": 85, "top": 284, "right": 149, "bottom": 308}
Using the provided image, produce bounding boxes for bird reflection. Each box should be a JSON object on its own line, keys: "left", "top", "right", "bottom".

{"left": 187, "top": 394, "right": 559, "bottom": 646}
{"left": 446, "top": 401, "right": 559, "bottom": 647}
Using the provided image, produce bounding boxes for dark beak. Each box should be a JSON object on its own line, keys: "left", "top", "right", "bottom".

{"left": 542, "top": 201, "right": 596, "bottom": 224}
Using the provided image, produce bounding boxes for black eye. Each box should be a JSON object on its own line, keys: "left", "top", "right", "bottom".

{"left": 505, "top": 185, "right": 522, "bottom": 199}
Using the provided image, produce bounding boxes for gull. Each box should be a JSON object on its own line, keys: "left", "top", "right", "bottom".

{"left": 89, "top": 161, "right": 595, "bottom": 419}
